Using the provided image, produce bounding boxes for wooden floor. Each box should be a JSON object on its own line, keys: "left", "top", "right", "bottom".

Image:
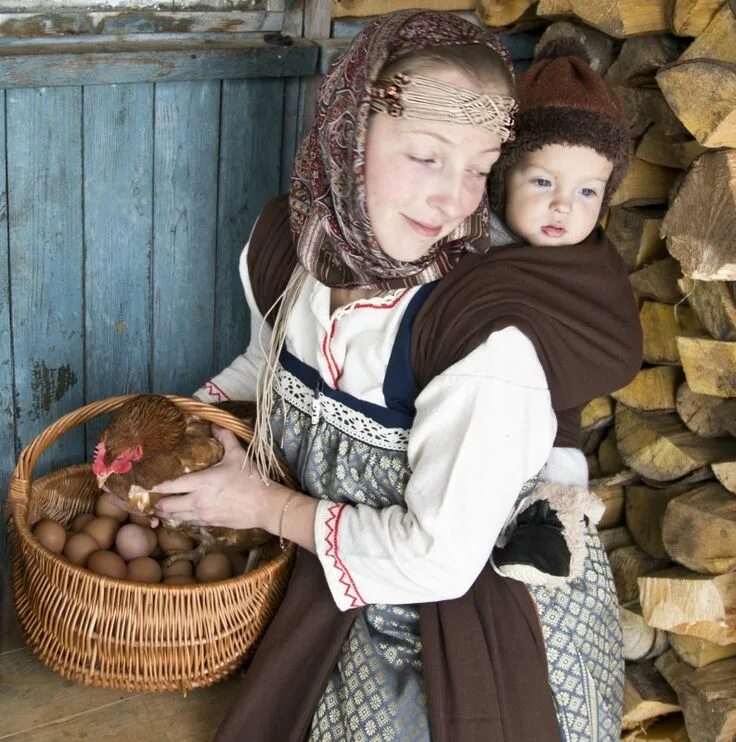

{"left": 0, "top": 569, "right": 241, "bottom": 741}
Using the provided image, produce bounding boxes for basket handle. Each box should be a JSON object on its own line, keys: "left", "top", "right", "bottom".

{"left": 7, "top": 394, "right": 257, "bottom": 514}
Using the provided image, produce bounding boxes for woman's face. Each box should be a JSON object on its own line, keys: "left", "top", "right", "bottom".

{"left": 364, "top": 68, "right": 504, "bottom": 263}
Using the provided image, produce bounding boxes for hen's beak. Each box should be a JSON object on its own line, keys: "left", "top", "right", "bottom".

{"left": 96, "top": 472, "right": 111, "bottom": 489}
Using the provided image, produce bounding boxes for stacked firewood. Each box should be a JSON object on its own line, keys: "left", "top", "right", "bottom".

{"left": 481, "top": 2, "right": 736, "bottom": 740}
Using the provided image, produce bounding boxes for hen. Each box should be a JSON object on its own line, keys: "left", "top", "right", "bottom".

{"left": 91, "top": 394, "right": 273, "bottom": 566}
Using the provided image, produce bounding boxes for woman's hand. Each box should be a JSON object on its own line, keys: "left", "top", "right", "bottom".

{"left": 152, "top": 426, "right": 277, "bottom": 530}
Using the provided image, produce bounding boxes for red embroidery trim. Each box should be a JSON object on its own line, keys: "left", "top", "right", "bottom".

{"left": 324, "top": 502, "right": 365, "bottom": 608}
{"left": 321, "top": 319, "right": 341, "bottom": 389}
{"left": 321, "top": 290, "right": 410, "bottom": 390}
{"left": 203, "top": 381, "right": 229, "bottom": 402}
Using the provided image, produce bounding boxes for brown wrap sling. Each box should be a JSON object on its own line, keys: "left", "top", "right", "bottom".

{"left": 215, "top": 195, "right": 642, "bottom": 741}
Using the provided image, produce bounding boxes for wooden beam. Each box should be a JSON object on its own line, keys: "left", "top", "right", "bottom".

{"left": 0, "top": 37, "right": 318, "bottom": 89}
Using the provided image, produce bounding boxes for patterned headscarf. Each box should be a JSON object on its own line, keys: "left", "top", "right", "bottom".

{"left": 289, "top": 10, "right": 516, "bottom": 290}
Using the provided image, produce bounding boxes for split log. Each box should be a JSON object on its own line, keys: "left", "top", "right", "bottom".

{"left": 568, "top": 0, "right": 671, "bottom": 37}
{"left": 655, "top": 649, "right": 736, "bottom": 742}
{"left": 622, "top": 660, "right": 681, "bottom": 730}
{"left": 622, "top": 713, "right": 689, "bottom": 740}
{"left": 600, "top": 525, "right": 633, "bottom": 553}
{"left": 679, "top": 2, "right": 736, "bottom": 62}
{"left": 640, "top": 301, "right": 702, "bottom": 365}
{"left": 676, "top": 382, "right": 736, "bottom": 437}
{"left": 672, "top": 138, "right": 707, "bottom": 167}
{"left": 662, "top": 150, "right": 736, "bottom": 281}
{"left": 626, "top": 482, "right": 690, "bottom": 559}
{"left": 639, "top": 566, "right": 736, "bottom": 645}
{"left": 678, "top": 277, "right": 736, "bottom": 341}
{"left": 608, "top": 77, "right": 661, "bottom": 137}
{"left": 640, "top": 465, "right": 714, "bottom": 490}
{"left": 612, "top": 366, "right": 682, "bottom": 412}
{"left": 657, "top": 60, "right": 736, "bottom": 148}
{"left": 669, "top": 631, "right": 736, "bottom": 668}
{"left": 535, "top": 0, "right": 574, "bottom": 18}
{"left": 476, "top": 0, "right": 536, "bottom": 26}
{"left": 636, "top": 125, "right": 687, "bottom": 170}
{"left": 610, "top": 545, "right": 670, "bottom": 604}
{"left": 586, "top": 452, "right": 602, "bottom": 479}
{"left": 630, "top": 258, "right": 684, "bottom": 304}
{"left": 622, "top": 602, "right": 671, "bottom": 661}
{"left": 712, "top": 460, "right": 736, "bottom": 493}
{"left": 581, "top": 395, "right": 613, "bottom": 453}
{"left": 669, "top": 0, "right": 728, "bottom": 37}
{"left": 589, "top": 481, "right": 625, "bottom": 529}
{"left": 677, "top": 335, "right": 736, "bottom": 396}
{"left": 535, "top": 21, "right": 614, "bottom": 74}
{"left": 641, "top": 88, "right": 692, "bottom": 139}
{"left": 597, "top": 428, "right": 624, "bottom": 476}
{"left": 607, "top": 206, "right": 667, "bottom": 271}
{"left": 662, "top": 481, "right": 736, "bottom": 574}
{"left": 609, "top": 157, "right": 680, "bottom": 207}
{"left": 615, "top": 403, "right": 736, "bottom": 481}
{"left": 616, "top": 36, "right": 683, "bottom": 84}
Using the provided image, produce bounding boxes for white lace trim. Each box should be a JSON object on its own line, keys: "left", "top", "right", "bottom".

{"left": 275, "top": 365, "right": 410, "bottom": 451}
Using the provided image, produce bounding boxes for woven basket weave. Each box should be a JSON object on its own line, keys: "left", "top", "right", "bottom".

{"left": 7, "top": 394, "right": 296, "bottom": 692}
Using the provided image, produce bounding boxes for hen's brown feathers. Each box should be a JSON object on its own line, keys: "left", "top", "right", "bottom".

{"left": 102, "top": 395, "right": 187, "bottom": 462}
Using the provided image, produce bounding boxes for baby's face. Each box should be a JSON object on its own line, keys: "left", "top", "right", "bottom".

{"left": 504, "top": 144, "right": 613, "bottom": 247}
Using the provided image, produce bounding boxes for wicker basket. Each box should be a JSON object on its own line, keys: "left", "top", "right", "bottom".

{"left": 7, "top": 394, "right": 296, "bottom": 692}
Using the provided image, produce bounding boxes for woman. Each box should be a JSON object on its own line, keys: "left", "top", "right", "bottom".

{"left": 154, "top": 10, "right": 640, "bottom": 741}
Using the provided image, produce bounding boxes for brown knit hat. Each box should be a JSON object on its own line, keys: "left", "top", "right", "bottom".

{"left": 488, "top": 38, "right": 629, "bottom": 215}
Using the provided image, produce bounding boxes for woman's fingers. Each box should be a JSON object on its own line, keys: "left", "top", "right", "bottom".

{"left": 153, "top": 468, "right": 219, "bottom": 494}
{"left": 154, "top": 492, "right": 198, "bottom": 518}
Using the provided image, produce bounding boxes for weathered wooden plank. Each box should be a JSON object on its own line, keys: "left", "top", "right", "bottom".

{"left": 0, "top": 10, "right": 283, "bottom": 38}
{"left": 0, "top": 646, "right": 238, "bottom": 741}
{"left": 214, "top": 78, "right": 284, "bottom": 373}
{"left": 0, "top": 37, "right": 317, "bottom": 89}
{"left": 152, "top": 81, "right": 219, "bottom": 396}
{"left": 7, "top": 86, "right": 85, "bottom": 475}
{"left": 0, "top": 87, "right": 14, "bottom": 550}
{"left": 83, "top": 83, "right": 154, "bottom": 449}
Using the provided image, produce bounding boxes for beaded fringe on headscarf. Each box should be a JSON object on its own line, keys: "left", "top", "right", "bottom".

{"left": 247, "top": 264, "right": 308, "bottom": 481}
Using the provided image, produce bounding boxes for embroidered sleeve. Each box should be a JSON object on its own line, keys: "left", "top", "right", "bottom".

{"left": 194, "top": 242, "right": 271, "bottom": 403}
{"left": 314, "top": 326, "right": 558, "bottom": 609}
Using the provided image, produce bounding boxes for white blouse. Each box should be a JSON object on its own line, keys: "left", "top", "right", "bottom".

{"left": 196, "top": 244, "right": 562, "bottom": 611}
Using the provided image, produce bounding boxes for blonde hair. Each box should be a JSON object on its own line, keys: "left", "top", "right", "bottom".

{"left": 380, "top": 44, "right": 514, "bottom": 97}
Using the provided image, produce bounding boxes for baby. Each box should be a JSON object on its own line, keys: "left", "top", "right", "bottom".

{"left": 488, "top": 39, "right": 630, "bottom": 584}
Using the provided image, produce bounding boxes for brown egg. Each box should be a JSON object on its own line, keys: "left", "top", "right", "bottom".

{"left": 157, "top": 528, "right": 194, "bottom": 554}
{"left": 115, "top": 523, "right": 158, "bottom": 562}
{"left": 70, "top": 512, "right": 96, "bottom": 533}
{"left": 95, "top": 493, "right": 129, "bottom": 523}
{"left": 63, "top": 532, "right": 99, "bottom": 566}
{"left": 127, "top": 557, "right": 162, "bottom": 584}
{"left": 87, "top": 550, "right": 127, "bottom": 579}
{"left": 195, "top": 553, "right": 233, "bottom": 583}
{"left": 83, "top": 516, "right": 120, "bottom": 550}
{"left": 163, "top": 575, "right": 197, "bottom": 585}
{"left": 32, "top": 519, "right": 67, "bottom": 554}
{"left": 161, "top": 559, "right": 194, "bottom": 578}
{"left": 129, "top": 511, "right": 153, "bottom": 527}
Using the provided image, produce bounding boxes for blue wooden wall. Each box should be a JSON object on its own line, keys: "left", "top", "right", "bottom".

{"left": 0, "top": 39, "right": 317, "bottom": 559}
